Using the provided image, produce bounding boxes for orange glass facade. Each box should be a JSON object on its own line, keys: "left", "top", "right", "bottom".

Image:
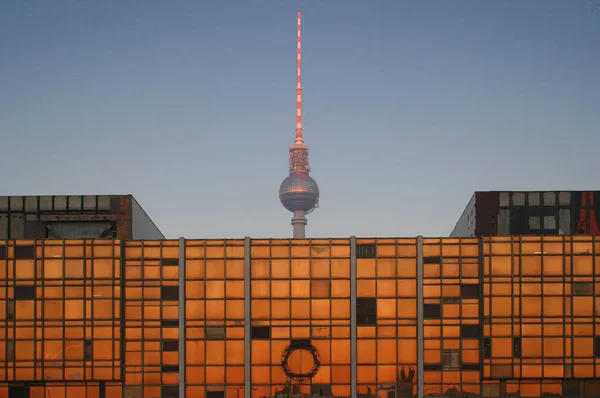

{"left": 0, "top": 240, "right": 122, "bottom": 398}
{"left": 0, "top": 236, "right": 598, "bottom": 397}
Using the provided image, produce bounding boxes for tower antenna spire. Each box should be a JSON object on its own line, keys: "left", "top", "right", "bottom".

{"left": 279, "top": 10, "right": 320, "bottom": 239}
{"left": 295, "top": 10, "right": 303, "bottom": 146}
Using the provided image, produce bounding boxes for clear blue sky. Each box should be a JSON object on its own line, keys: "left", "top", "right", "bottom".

{"left": 1, "top": 1, "right": 599, "bottom": 239}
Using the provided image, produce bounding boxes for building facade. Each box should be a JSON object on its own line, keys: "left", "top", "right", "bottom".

{"left": 0, "top": 236, "right": 599, "bottom": 398}
{"left": 450, "top": 191, "right": 600, "bottom": 238}
{"left": 0, "top": 195, "right": 164, "bottom": 240}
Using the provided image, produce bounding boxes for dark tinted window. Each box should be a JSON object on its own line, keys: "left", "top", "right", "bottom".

{"left": 162, "top": 386, "right": 179, "bottom": 398}
{"left": 161, "top": 365, "right": 179, "bottom": 373}
{"left": 357, "top": 298, "right": 377, "bottom": 326}
{"left": 573, "top": 282, "right": 593, "bottom": 296}
{"left": 483, "top": 337, "right": 491, "bottom": 358}
{"left": 162, "top": 258, "right": 179, "bottom": 266}
{"left": 291, "top": 339, "right": 311, "bottom": 346}
{"left": 14, "top": 286, "right": 35, "bottom": 300}
{"left": 510, "top": 207, "right": 557, "bottom": 235}
{"left": 251, "top": 326, "right": 271, "bottom": 340}
{"left": 460, "top": 324, "right": 480, "bottom": 339}
{"left": 513, "top": 337, "right": 522, "bottom": 358}
{"left": 14, "top": 245, "right": 35, "bottom": 259}
{"left": 206, "top": 327, "right": 225, "bottom": 340}
{"left": 357, "top": 298, "right": 376, "bottom": 315}
{"left": 162, "top": 340, "right": 178, "bottom": 352}
{"left": 356, "top": 244, "right": 376, "bottom": 258}
{"left": 161, "top": 286, "right": 179, "bottom": 301}
{"left": 442, "top": 297, "right": 460, "bottom": 304}
{"left": 6, "top": 300, "right": 14, "bottom": 321}
{"left": 460, "top": 284, "right": 480, "bottom": 299}
{"left": 6, "top": 341, "right": 14, "bottom": 361}
{"left": 0, "top": 245, "right": 6, "bottom": 260}
{"left": 311, "top": 385, "right": 332, "bottom": 396}
{"left": 562, "top": 380, "right": 579, "bottom": 397}
{"left": 442, "top": 350, "right": 459, "bottom": 369}
{"left": 583, "top": 380, "right": 600, "bottom": 397}
{"left": 85, "top": 340, "right": 93, "bottom": 361}
{"left": 423, "top": 304, "right": 441, "bottom": 319}
{"left": 357, "top": 314, "right": 376, "bottom": 326}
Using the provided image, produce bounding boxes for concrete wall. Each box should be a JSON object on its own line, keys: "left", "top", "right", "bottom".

{"left": 131, "top": 197, "right": 165, "bottom": 239}
{"left": 449, "top": 193, "right": 476, "bottom": 237}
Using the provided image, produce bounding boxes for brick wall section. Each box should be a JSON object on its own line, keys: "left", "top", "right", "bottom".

{"left": 114, "top": 195, "right": 133, "bottom": 240}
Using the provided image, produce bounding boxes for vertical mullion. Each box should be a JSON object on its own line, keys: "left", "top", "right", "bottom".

{"left": 3, "top": 239, "right": 6, "bottom": 382}
{"left": 13, "top": 242, "right": 16, "bottom": 383}
{"left": 562, "top": 235, "right": 567, "bottom": 380}
{"left": 120, "top": 240, "right": 126, "bottom": 386}
{"left": 39, "top": 239, "right": 43, "bottom": 382}
{"left": 223, "top": 240, "right": 228, "bottom": 395}
{"left": 478, "top": 237, "right": 485, "bottom": 392}
{"left": 439, "top": 239, "right": 445, "bottom": 376}
{"left": 395, "top": 240, "right": 399, "bottom": 398}
{"left": 83, "top": 241, "right": 88, "bottom": 387}
{"left": 270, "top": 240, "right": 274, "bottom": 391}
{"left": 569, "top": 236, "right": 574, "bottom": 382}
{"left": 244, "top": 237, "right": 251, "bottom": 398}
{"left": 416, "top": 236, "right": 424, "bottom": 398}
{"left": 374, "top": 239, "right": 378, "bottom": 391}
{"left": 62, "top": 240, "right": 66, "bottom": 382}
{"left": 541, "top": 237, "right": 546, "bottom": 379}
{"left": 38, "top": 240, "right": 43, "bottom": 383}
{"left": 350, "top": 236, "right": 357, "bottom": 398}
{"left": 203, "top": 240, "right": 207, "bottom": 391}
{"left": 329, "top": 239, "right": 333, "bottom": 396}
{"left": 111, "top": 241, "right": 117, "bottom": 385}
{"left": 141, "top": 240, "right": 145, "bottom": 391}
{"left": 457, "top": 239, "right": 462, "bottom": 382}
{"left": 593, "top": 235, "right": 597, "bottom": 380}
{"left": 178, "top": 237, "right": 186, "bottom": 398}
{"left": 122, "top": 241, "right": 129, "bottom": 398}
{"left": 159, "top": 241, "right": 164, "bottom": 393}
{"left": 516, "top": 236, "right": 522, "bottom": 385}
{"left": 308, "top": 237, "right": 313, "bottom": 394}
{"left": 90, "top": 240, "right": 95, "bottom": 384}
{"left": 286, "top": 240, "right": 291, "bottom": 392}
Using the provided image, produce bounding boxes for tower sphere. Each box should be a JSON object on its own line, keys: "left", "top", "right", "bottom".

{"left": 279, "top": 173, "right": 319, "bottom": 213}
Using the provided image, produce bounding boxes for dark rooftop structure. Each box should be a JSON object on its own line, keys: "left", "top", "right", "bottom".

{"left": 0, "top": 194, "right": 164, "bottom": 240}
{"left": 450, "top": 190, "right": 600, "bottom": 237}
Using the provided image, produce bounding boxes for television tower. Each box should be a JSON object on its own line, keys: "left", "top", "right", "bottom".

{"left": 279, "top": 10, "right": 319, "bottom": 239}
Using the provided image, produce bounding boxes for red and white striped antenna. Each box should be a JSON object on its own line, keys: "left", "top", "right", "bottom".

{"left": 295, "top": 10, "right": 303, "bottom": 146}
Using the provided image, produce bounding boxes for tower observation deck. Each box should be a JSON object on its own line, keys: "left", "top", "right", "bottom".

{"left": 279, "top": 11, "right": 319, "bottom": 239}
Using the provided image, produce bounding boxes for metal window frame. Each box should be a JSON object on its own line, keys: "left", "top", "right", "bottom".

{"left": 244, "top": 237, "right": 251, "bottom": 398}
{"left": 350, "top": 236, "right": 357, "bottom": 398}
{"left": 417, "top": 236, "right": 424, "bottom": 398}
{"left": 178, "top": 237, "right": 186, "bottom": 398}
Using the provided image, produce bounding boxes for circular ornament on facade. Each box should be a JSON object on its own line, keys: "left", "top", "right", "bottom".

{"left": 280, "top": 341, "right": 321, "bottom": 381}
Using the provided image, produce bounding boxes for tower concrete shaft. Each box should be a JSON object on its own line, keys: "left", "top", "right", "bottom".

{"left": 292, "top": 210, "right": 307, "bottom": 239}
